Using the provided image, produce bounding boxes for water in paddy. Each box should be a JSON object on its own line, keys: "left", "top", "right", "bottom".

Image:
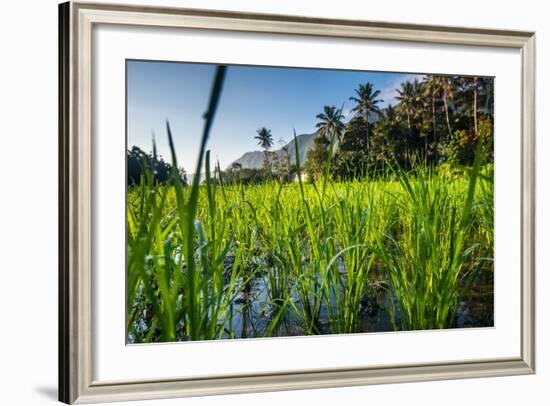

{"left": 127, "top": 262, "right": 493, "bottom": 343}
{"left": 226, "top": 267, "right": 494, "bottom": 340}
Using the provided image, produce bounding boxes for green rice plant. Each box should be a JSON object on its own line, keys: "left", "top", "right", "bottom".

{"left": 323, "top": 181, "right": 375, "bottom": 334}
{"left": 475, "top": 165, "right": 494, "bottom": 264}
{"left": 262, "top": 183, "right": 293, "bottom": 307}
{"left": 127, "top": 177, "right": 180, "bottom": 342}
{"left": 127, "top": 66, "right": 248, "bottom": 342}
{"left": 165, "top": 66, "right": 249, "bottom": 341}
{"left": 232, "top": 181, "right": 294, "bottom": 336}
{"left": 375, "top": 141, "right": 486, "bottom": 331}
{"left": 287, "top": 129, "right": 332, "bottom": 334}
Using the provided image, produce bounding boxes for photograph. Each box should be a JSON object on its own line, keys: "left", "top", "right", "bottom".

{"left": 126, "top": 61, "right": 495, "bottom": 344}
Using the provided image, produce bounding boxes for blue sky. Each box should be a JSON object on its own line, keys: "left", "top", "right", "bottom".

{"left": 127, "top": 60, "right": 420, "bottom": 171}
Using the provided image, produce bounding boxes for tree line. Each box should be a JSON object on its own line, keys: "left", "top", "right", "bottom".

{"left": 127, "top": 143, "right": 187, "bottom": 186}
{"left": 235, "top": 74, "right": 493, "bottom": 183}
{"left": 128, "top": 74, "right": 494, "bottom": 186}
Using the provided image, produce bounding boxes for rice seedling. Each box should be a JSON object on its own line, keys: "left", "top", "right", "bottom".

{"left": 127, "top": 66, "right": 248, "bottom": 342}
{"left": 375, "top": 141, "right": 488, "bottom": 331}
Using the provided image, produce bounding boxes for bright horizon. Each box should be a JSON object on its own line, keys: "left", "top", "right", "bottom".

{"left": 127, "top": 60, "right": 421, "bottom": 172}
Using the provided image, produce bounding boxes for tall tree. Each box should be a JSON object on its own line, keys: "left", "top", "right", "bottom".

{"left": 382, "top": 104, "right": 407, "bottom": 167}
{"left": 472, "top": 76, "right": 479, "bottom": 134}
{"left": 254, "top": 127, "right": 274, "bottom": 173}
{"left": 465, "top": 76, "right": 491, "bottom": 135}
{"left": 127, "top": 145, "right": 186, "bottom": 186}
{"left": 304, "top": 105, "right": 346, "bottom": 181}
{"left": 396, "top": 79, "right": 424, "bottom": 158}
{"left": 331, "top": 116, "right": 369, "bottom": 180}
{"left": 315, "top": 105, "right": 345, "bottom": 143}
{"left": 454, "top": 76, "right": 480, "bottom": 135}
{"left": 441, "top": 76, "right": 454, "bottom": 137}
{"left": 422, "top": 75, "right": 443, "bottom": 160}
{"left": 396, "top": 81, "right": 416, "bottom": 137}
{"left": 305, "top": 132, "right": 331, "bottom": 179}
{"left": 349, "top": 82, "right": 383, "bottom": 152}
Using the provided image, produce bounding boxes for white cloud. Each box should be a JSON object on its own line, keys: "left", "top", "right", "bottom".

{"left": 378, "top": 74, "right": 424, "bottom": 107}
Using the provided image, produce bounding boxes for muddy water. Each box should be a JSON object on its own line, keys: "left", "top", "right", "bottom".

{"left": 226, "top": 271, "right": 493, "bottom": 339}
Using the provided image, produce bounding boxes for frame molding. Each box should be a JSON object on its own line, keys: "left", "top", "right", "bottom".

{"left": 59, "top": 1, "right": 536, "bottom": 403}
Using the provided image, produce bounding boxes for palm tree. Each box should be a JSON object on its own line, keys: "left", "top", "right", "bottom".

{"left": 255, "top": 127, "right": 274, "bottom": 173}
{"left": 385, "top": 104, "right": 397, "bottom": 124}
{"left": 423, "top": 75, "right": 442, "bottom": 158}
{"left": 441, "top": 76, "right": 454, "bottom": 137}
{"left": 315, "top": 105, "right": 345, "bottom": 143}
{"left": 478, "top": 77, "right": 494, "bottom": 114}
{"left": 454, "top": 76, "right": 484, "bottom": 135}
{"left": 384, "top": 104, "right": 401, "bottom": 156}
{"left": 472, "top": 77, "right": 479, "bottom": 134}
{"left": 396, "top": 80, "right": 417, "bottom": 137}
{"left": 469, "top": 76, "right": 491, "bottom": 135}
{"left": 372, "top": 104, "right": 399, "bottom": 164}
{"left": 396, "top": 79, "right": 424, "bottom": 159}
{"left": 349, "top": 82, "right": 383, "bottom": 149}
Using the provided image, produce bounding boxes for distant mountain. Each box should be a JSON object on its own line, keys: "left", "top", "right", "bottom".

{"left": 227, "top": 131, "right": 318, "bottom": 170}
{"left": 226, "top": 111, "right": 385, "bottom": 171}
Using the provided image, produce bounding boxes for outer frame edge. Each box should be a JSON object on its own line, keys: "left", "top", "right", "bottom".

{"left": 58, "top": 1, "right": 71, "bottom": 404}
{"left": 74, "top": 0, "right": 534, "bottom": 39}
{"left": 73, "top": 359, "right": 533, "bottom": 404}
{"left": 521, "top": 33, "right": 536, "bottom": 373}
{"left": 62, "top": 2, "right": 536, "bottom": 404}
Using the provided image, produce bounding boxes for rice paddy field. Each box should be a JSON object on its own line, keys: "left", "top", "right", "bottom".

{"left": 126, "top": 65, "right": 494, "bottom": 344}
{"left": 126, "top": 157, "right": 494, "bottom": 343}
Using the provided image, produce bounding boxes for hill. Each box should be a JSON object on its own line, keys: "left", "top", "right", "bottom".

{"left": 227, "top": 131, "right": 318, "bottom": 170}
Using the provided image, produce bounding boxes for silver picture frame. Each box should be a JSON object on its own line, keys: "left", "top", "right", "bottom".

{"left": 59, "top": 1, "right": 536, "bottom": 403}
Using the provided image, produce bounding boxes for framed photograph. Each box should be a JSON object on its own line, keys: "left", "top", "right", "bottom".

{"left": 59, "top": 1, "right": 535, "bottom": 404}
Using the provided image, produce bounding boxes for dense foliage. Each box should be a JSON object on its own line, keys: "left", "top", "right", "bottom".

{"left": 127, "top": 145, "right": 187, "bottom": 186}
